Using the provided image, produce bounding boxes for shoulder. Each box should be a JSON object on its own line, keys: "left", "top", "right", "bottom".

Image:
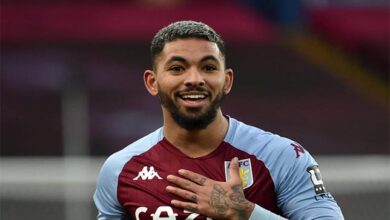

{"left": 225, "top": 117, "right": 317, "bottom": 185}
{"left": 226, "top": 118, "right": 344, "bottom": 219}
{"left": 93, "top": 127, "right": 164, "bottom": 217}
{"left": 101, "top": 127, "right": 164, "bottom": 179}
{"left": 225, "top": 117, "right": 298, "bottom": 158}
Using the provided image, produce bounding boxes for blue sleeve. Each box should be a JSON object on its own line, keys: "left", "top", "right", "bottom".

{"left": 249, "top": 204, "right": 287, "bottom": 220}
{"left": 93, "top": 155, "right": 129, "bottom": 220}
{"left": 224, "top": 118, "right": 344, "bottom": 219}
{"left": 93, "top": 128, "right": 163, "bottom": 220}
{"left": 274, "top": 143, "right": 344, "bottom": 220}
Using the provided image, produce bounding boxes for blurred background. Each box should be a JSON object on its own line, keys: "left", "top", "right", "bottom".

{"left": 1, "top": 0, "right": 389, "bottom": 219}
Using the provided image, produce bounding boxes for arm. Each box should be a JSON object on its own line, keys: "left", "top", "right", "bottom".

{"left": 93, "top": 157, "right": 129, "bottom": 220}
{"left": 166, "top": 157, "right": 286, "bottom": 220}
{"left": 274, "top": 143, "right": 344, "bottom": 219}
{"left": 249, "top": 205, "right": 286, "bottom": 220}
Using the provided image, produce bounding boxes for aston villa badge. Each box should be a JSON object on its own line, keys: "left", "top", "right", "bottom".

{"left": 225, "top": 158, "right": 253, "bottom": 189}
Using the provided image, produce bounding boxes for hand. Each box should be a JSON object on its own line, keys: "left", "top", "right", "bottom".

{"left": 166, "top": 157, "right": 255, "bottom": 220}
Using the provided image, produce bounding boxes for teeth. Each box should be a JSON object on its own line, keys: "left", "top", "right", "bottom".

{"left": 181, "top": 94, "right": 206, "bottom": 99}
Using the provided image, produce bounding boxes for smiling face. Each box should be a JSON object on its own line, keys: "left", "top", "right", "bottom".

{"left": 144, "top": 38, "right": 233, "bottom": 130}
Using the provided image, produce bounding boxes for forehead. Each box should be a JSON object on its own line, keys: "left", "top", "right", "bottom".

{"left": 159, "top": 39, "right": 224, "bottom": 64}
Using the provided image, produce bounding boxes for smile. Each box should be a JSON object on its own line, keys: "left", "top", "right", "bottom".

{"left": 177, "top": 92, "right": 209, "bottom": 108}
{"left": 178, "top": 91, "right": 209, "bottom": 100}
{"left": 180, "top": 93, "right": 207, "bottom": 100}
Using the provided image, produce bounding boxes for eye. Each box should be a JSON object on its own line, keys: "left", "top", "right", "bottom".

{"left": 168, "top": 65, "right": 184, "bottom": 73}
{"left": 203, "top": 65, "right": 217, "bottom": 72}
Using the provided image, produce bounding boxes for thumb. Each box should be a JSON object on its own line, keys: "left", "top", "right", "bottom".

{"left": 229, "top": 157, "right": 242, "bottom": 185}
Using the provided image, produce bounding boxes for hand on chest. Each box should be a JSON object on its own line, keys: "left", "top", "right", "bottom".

{"left": 117, "top": 141, "right": 279, "bottom": 219}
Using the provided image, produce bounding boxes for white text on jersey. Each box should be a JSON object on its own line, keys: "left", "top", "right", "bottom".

{"left": 135, "top": 206, "right": 213, "bottom": 220}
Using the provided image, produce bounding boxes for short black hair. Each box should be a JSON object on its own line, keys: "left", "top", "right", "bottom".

{"left": 150, "top": 20, "right": 226, "bottom": 70}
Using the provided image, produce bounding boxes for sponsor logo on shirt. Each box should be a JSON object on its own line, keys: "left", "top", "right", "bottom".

{"left": 224, "top": 158, "right": 253, "bottom": 189}
{"left": 133, "top": 166, "right": 163, "bottom": 180}
{"left": 135, "top": 206, "right": 213, "bottom": 219}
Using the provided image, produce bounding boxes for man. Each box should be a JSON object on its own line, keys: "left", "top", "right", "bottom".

{"left": 94, "top": 20, "right": 344, "bottom": 220}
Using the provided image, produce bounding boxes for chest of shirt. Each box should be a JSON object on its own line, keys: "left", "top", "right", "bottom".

{"left": 117, "top": 146, "right": 279, "bottom": 219}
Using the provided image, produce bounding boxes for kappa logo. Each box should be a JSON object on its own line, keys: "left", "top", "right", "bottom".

{"left": 133, "top": 166, "right": 163, "bottom": 180}
{"left": 291, "top": 142, "right": 305, "bottom": 159}
{"left": 224, "top": 158, "right": 253, "bottom": 189}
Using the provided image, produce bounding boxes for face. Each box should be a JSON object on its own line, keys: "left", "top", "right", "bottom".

{"left": 144, "top": 38, "right": 233, "bottom": 130}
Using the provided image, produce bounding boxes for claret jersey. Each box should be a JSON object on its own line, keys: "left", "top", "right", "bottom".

{"left": 94, "top": 117, "right": 344, "bottom": 220}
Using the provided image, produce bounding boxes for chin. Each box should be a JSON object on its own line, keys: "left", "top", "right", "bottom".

{"left": 172, "top": 107, "right": 218, "bottom": 131}
{"left": 181, "top": 108, "right": 208, "bottom": 117}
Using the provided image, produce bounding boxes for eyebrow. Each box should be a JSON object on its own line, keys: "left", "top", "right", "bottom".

{"left": 200, "top": 55, "right": 220, "bottom": 65}
{"left": 165, "top": 55, "right": 221, "bottom": 66}
{"left": 166, "top": 56, "right": 188, "bottom": 65}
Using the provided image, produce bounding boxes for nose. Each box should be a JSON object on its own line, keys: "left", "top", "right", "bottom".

{"left": 184, "top": 68, "right": 205, "bottom": 88}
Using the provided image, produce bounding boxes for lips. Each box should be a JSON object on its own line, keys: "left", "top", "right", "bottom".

{"left": 180, "top": 93, "right": 207, "bottom": 100}
{"left": 177, "top": 91, "right": 209, "bottom": 108}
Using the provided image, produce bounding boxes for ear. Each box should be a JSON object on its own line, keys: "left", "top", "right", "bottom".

{"left": 144, "top": 70, "right": 158, "bottom": 96}
{"left": 224, "top": 68, "right": 234, "bottom": 94}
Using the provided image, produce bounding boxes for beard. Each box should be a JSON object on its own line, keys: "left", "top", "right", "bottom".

{"left": 158, "top": 86, "right": 225, "bottom": 131}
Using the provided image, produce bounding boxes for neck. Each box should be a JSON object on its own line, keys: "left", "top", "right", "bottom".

{"left": 162, "top": 109, "right": 229, "bottom": 158}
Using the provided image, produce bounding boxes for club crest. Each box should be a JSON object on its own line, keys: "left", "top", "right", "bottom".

{"left": 225, "top": 158, "right": 253, "bottom": 189}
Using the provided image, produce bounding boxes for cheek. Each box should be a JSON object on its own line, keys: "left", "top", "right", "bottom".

{"left": 210, "top": 77, "right": 227, "bottom": 91}
{"left": 159, "top": 77, "right": 185, "bottom": 92}
{"left": 156, "top": 77, "right": 171, "bottom": 89}
{"left": 156, "top": 80, "right": 177, "bottom": 97}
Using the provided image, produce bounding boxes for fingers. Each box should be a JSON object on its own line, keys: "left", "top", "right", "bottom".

{"left": 166, "top": 176, "right": 200, "bottom": 214}
{"left": 229, "top": 157, "right": 242, "bottom": 185}
{"left": 177, "top": 169, "right": 209, "bottom": 186}
{"left": 167, "top": 174, "right": 200, "bottom": 193}
{"left": 166, "top": 170, "right": 209, "bottom": 210}
{"left": 166, "top": 185, "right": 198, "bottom": 202}
{"left": 170, "top": 200, "right": 199, "bottom": 213}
